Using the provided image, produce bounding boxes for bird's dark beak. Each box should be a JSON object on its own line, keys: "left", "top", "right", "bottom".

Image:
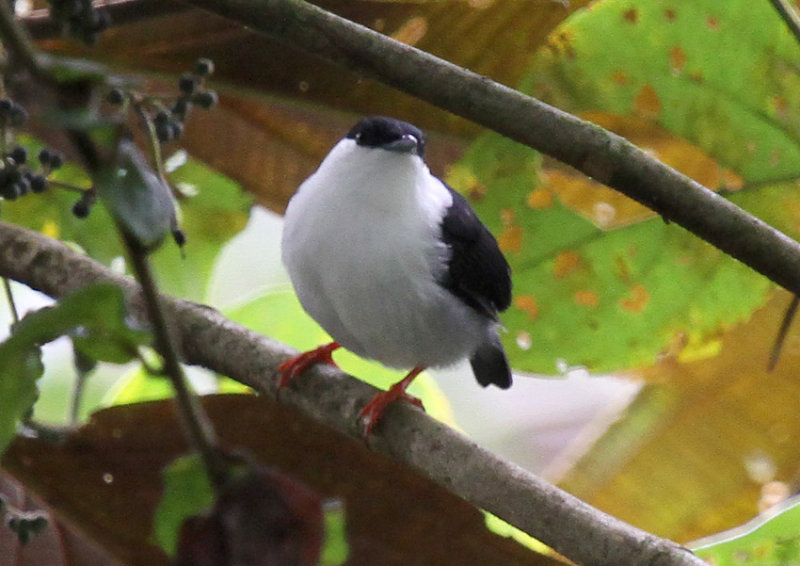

{"left": 384, "top": 134, "right": 419, "bottom": 154}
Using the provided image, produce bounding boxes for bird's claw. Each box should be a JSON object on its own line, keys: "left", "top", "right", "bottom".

{"left": 358, "top": 385, "right": 425, "bottom": 436}
{"left": 276, "top": 343, "right": 340, "bottom": 388}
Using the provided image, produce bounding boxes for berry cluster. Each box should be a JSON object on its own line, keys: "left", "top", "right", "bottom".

{"left": 0, "top": 99, "right": 64, "bottom": 201}
{"left": 106, "top": 58, "right": 218, "bottom": 144}
{"left": 47, "top": 0, "right": 111, "bottom": 45}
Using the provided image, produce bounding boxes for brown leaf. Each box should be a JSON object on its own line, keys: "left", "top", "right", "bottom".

{"left": 555, "top": 289, "right": 800, "bottom": 542}
{"left": 30, "top": 0, "right": 592, "bottom": 212}
{"left": 0, "top": 471, "right": 120, "bottom": 566}
{"left": 3, "top": 395, "right": 562, "bottom": 566}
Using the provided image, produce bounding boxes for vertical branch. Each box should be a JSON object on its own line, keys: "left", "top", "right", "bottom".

{"left": 121, "top": 232, "right": 228, "bottom": 489}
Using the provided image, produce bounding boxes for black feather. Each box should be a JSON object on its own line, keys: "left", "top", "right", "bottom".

{"left": 438, "top": 185, "right": 512, "bottom": 320}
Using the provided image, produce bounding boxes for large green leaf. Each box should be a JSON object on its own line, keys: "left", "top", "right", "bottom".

{"left": 453, "top": 0, "right": 800, "bottom": 373}
{"left": 0, "top": 283, "right": 149, "bottom": 455}
{"left": 692, "top": 496, "right": 800, "bottom": 565}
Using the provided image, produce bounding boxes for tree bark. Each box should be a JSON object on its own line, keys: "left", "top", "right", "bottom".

{"left": 0, "top": 221, "right": 707, "bottom": 566}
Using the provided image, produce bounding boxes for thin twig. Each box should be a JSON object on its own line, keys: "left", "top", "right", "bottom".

{"left": 2, "top": 276, "right": 19, "bottom": 325}
{"left": 768, "top": 294, "right": 799, "bottom": 370}
{"left": 769, "top": 0, "right": 800, "bottom": 45}
{"left": 121, "top": 231, "right": 228, "bottom": 490}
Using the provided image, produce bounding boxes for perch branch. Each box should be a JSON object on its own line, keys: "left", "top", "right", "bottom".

{"left": 0, "top": 221, "right": 705, "bottom": 566}
{"left": 184, "top": 0, "right": 800, "bottom": 297}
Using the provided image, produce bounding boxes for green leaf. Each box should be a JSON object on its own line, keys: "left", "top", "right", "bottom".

{"left": 454, "top": 133, "right": 770, "bottom": 373}
{"left": 0, "top": 344, "right": 43, "bottom": 456}
{"left": 154, "top": 453, "right": 215, "bottom": 556}
{"left": 448, "top": 0, "right": 800, "bottom": 373}
{"left": 321, "top": 501, "right": 349, "bottom": 566}
{"left": 2, "top": 135, "right": 252, "bottom": 301}
{"left": 105, "top": 364, "right": 248, "bottom": 406}
{"left": 96, "top": 138, "right": 176, "bottom": 251}
{"left": 1, "top": 281, "right": 146, "bottom": 455}
{"left": 11, "top": 283, "right": 151, "bottom": 364}
{"left": 693, "top": 496, "right": 800, "bottom": 565}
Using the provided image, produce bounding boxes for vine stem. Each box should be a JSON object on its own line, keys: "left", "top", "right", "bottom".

{"left": 120, "top": 232, "right": 229, "bottom": 490}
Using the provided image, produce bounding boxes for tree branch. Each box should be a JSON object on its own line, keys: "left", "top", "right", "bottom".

{"left": 0, "top": 221, "right": 705, "bottom": 566}
{"left": 183, "top": 0, "right": 800, "bottom": 297}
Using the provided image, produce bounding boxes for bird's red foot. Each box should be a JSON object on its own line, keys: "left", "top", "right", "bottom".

{"left": 276, "top": 342, "right": 341, "bottom": 388}
{"left": 358, "top": 367, "right": 426, "bottom": 435}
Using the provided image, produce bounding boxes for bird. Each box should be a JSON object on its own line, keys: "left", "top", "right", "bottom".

{"left": 279, "top": 116, "right": 512, "bottom": 434}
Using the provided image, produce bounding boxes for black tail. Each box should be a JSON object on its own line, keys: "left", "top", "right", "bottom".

{"left": 470, "top": 336, "right": 512, "bottom": 389}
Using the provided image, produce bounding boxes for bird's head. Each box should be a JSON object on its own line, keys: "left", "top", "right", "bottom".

{"left": 346, "top": 116, "right": 426, "bottom": 157}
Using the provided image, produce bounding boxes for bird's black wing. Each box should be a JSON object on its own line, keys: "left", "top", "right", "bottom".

{"left": 438, "top": 184, "right": 512, "bottom": 321}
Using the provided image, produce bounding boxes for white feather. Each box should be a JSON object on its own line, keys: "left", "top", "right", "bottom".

{"left": 282, "top": 139, "right": 491, "bottom": 368}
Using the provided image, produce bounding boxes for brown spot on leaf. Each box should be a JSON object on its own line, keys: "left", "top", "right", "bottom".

{"left": 391, "top": 17, "right": 428, "bottom": 46}
{"left": 554, "top": 251, "right": 581, "bottom": 278}
{"left": 497, "top": 209, "right": 522, "bottom": 254}
{"left": 664, "top": 8, "right": 676, "bottom": 21}
{"left": 615, "top": 255, "right": 632, "bottom": 284}
{"left": 623, "top": 8, "right": 638, "bottom": 23}
{"left": 620, "top": 284, "right": 650, "bottom": 313}
{"left": 721, "top": 169, "right": 743, "bottom": 191}
{"left": 514, "top": 295, "right": 538, "bottom": 319}
{"left": 633, "top": 85, "right": 662, "bottom": 119}
{"left": 707, "top": 16, "right": 719, "bottom": 30}
{"left": 669, "top": 46, "right": 686, "bottom": 74}
{"left": 688, "top": 71, "right": 704, "bottom": 83}
{"left": 612, "top": 70, "right": 628, "bottom": 85}
{"left": 771, "top": 149, "right": 782, "bottom": 166}
{"left": 526, "top": 188, "right": 553, "bottom": 209}
{"left": 574, "top": 290, "right": 599, "bottom": 308}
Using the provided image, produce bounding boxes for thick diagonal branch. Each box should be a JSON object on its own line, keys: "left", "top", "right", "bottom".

{"left": 0, "top": 221, "right": 706, "bottom": 566}
{"left": 185, "top": 0, "right": 800, "bottom": 296}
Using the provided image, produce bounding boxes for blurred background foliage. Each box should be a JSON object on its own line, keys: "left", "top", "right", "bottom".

{"left": 3, "top": 0, "right": 800, "bottom": 563}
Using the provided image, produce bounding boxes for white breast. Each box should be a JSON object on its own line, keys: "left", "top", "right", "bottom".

{"left": 282, "top": 139, "right": 490, "bottom": 369}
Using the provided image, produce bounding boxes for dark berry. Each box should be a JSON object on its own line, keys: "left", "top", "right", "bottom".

{"left": 155, "top": 121, "right": 173, "bottom": 143}
{"left": 106, "top": 88, "right": 125, "bottom": 105}
{"left": 192, "top": 90, "right": 218, "bottom": 109}
{"left": 72, "top": 198, "right": 91, "bottom": 218}
{"left": 178, "top": 73, "right": 197, "bottom": 95}
{"left": 170, "top": 121, "right": 184, "bottom": 140}
{"left": 30, "top": 175, "right": 47, "bottom": 193}
{"left": 0, "top": 99, "right": 12, "bottom": 115}
{"left": 9, "top": 146, "right": 27, "bottom": 165}
{"left": 49, "top": 152, "right": 64, "bottom": 170}
{"left": 154, "top": 109, "right": 170, "bottom": 124}
{"left": 2, "top": 182, "right": 20, "bottom": 200}
{"left": 14, "top": 177, "right": 30, "bottom": 197}
{"left": 8, "top": 103, "right": 27, "bottom": 126}
{"left": 172, "top": 98, "right": 190, "bottom": 117}
{"left": 194, "top": 58, "right": 215, "bottom": 77}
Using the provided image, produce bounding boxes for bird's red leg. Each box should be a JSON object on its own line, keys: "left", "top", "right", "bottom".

{"left": 276, "top": 342, "right": 341, "bottom": 388}
{"left": 359, "top": 366, "right": 426, "bottom": 435}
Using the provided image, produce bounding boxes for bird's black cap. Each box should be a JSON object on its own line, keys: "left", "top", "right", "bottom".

{"left": 346, "top": 116, "right": 426, "bottom": 157}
